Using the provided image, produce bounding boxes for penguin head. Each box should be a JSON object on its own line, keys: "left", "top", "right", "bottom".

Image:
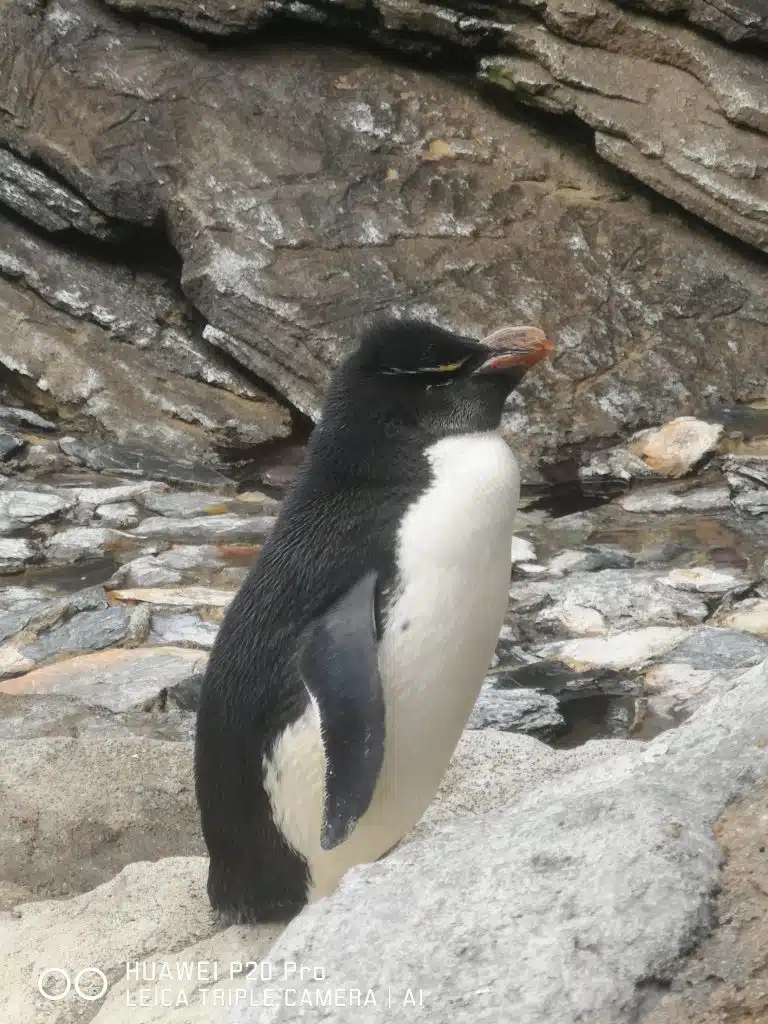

{"left": 332, "top": 319, "right": 553, "bottom": 437}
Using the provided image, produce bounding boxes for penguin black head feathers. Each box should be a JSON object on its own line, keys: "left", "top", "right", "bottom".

{"left": 325, "top": 318, "right": 553, "bottom": 439}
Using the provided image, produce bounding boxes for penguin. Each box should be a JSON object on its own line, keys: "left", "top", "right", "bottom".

{"left": 194, "top": 318, "right": 554, "bottom": 922}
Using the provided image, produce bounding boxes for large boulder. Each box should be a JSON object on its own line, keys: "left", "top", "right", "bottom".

{"left": 0, "top": 0, "right": 766, "bottom": 479}
{"left": 221, "top": 656, "right": 768, "bottom": 1024}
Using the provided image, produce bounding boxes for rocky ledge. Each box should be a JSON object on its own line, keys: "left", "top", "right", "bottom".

{"left": 0, "top": 412, "right": 766, "bottom": 1022}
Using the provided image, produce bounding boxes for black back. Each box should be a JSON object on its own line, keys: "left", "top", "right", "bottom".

{"left": 194, "top": 318, "right": 525, "bottom": 921}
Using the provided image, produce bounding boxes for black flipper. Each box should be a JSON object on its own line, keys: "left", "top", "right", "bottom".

{"left": 298, "top": 571, "right": 385, "bottom": 851}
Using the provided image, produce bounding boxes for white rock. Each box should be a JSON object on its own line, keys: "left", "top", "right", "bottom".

{"left": 539, "top": 626, "right": 690, "bottom": 670}
{"left": 0, "top": 538, "right": 35, "bottom": 572}
{"left": 95, "top": 501, "right": 140, "bottom": 528}
{"left": 662, "top": 566, "right": 744, "bottom": 595}
{"left": 510, "top": 537, "right": 537, "bottom": 563}
{"left": 69, "top": 481, "right": 168, "bottom": 508}
{"left": 0, "top": 490, "right": 72, "bottom": 534}
{"left": 110, "top": 586, "right": 235, "bottom": 608}
{"left": 46, "top": 527, "right": 133, "bottom": 564}
{"left": 715, "top": 599, "right": 768, "bottom": 637}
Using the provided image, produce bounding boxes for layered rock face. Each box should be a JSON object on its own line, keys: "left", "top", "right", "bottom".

{"left": 0, "top": 0, "right": 766, "bottom": 482}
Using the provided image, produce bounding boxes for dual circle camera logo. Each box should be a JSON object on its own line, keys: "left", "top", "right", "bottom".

{"left": 38, "top": 967, "right": 108, "bottom": 1002}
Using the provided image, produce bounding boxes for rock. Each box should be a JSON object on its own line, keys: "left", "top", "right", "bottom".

{"left": 509, "top": 569, "right": 708, "bottom": 640}
{"left": 18, "top": 607, "right": 131, "bottom": 667}
{"left": 68, "top": 481, "right": 168, "bottom": 509}
{"left": 723, "top": 454, "right": 768, "bottom": 489}
{"left": 131, "top": 515, "right": 275, "bottom": 543}
{"left": 618, "top": 485, "right": 732, "bottom": 514}
{"left": 714, "top": 598, "right": 768, "bottom": 636}
{"left": 640, "top": 781, "right": 768, "bottom": 1024}
{"left": 45, "top": 526, "right": 135, "bottom": 563}
{"left": 0, "top": 213, "right": 292, "bottom": 468}
{"left": 509, "top": 537, "right": 537, "bottom": 564}
{"left": 0, "top": 489, "right": 72, "bottom": 534}
{"left": 467, "top": 683, "right": 564, "bottom": 738}
{"left": 110, "top": 586, "right": 235, "bottom": 608}
{"left": 230, "top": 655, "right": 768, "bottom": 1024}
{"left": 59, "top": 437, "right": 236, "bottom": 488}
{"left": 150, "top": 614, "right": 219, "bottom": 649}
{"left": 0, "top": 646, "right": 208, "bottom": 710}
{"left": 0, "top": 538, "right": 35, "bottom": 573}
{"left": 0, "top": 857, "right": 224, "bottom": 1023}
{"left": 494, "top": 659, "right": 641, "bottom": 702}
{"left": 0, "top": 433, "right": 23, "bottom": 461}
{"left": 622, "top": 0, "right": 768, "bottom": 44}
{"left": 0, "top": 734, "right": 203, "bottom": 898}
{"left": 143, "top": 491, "right": 264, "bottom": 518}
{"left": 628, "top": 417, "right": 724, "bottom": 478}
{"left": 95, "top": 501, "right": 140, "bottom": 528}
{"left": 662, "top": 566, "right": 746, "bottom": 595}
{"left": 0, "top": 0, "right": 766, "bottom": 478}
{"left": 108, "top": 554, "right": 184, "bottom": 588}
{"left": 0, "top": 405, "right": 57, "bottom": 432}
{"left": 546, "top": 545, "right": 635, "bottom": 575}
{"left": 0, "top": 145, "right": 119, "bottom": 239}
{"left": 539, "top": 626, "right": 691, "bottom": 670}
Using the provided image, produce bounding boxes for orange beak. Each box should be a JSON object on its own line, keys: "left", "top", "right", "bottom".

{"left": 473, "top": 326, "right": 555, "bottom": 374}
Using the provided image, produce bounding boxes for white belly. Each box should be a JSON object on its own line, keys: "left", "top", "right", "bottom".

{"left": 263, "top": 431, "right": 520, "bottom": 899}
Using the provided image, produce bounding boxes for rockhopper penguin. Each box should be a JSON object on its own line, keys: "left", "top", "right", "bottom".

{"left": 195, "top": 318, "right": 554, "bottom": 922}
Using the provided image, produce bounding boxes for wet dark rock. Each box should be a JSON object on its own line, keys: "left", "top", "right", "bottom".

{"left": 19, "top": 607, "right": 131, "bottom": 666}
{"left": 467, "top": 683, "right": 565, "bottom": 739}
{"left": 59, "top": 437, "right": 237, "bottom": 489}
{"left": 546, "top": 545, "right": 635, "bottom": 575}
{"left": 0, "top": 405, "right": 56, "bottom": 432}
{"left": 0, "top": 433, "right": 23, "bottom": 461}
{"left": 493, "top": 660, "right": 641, "bottom": 702}
{"left": 163, "top": 672, "right": 204, "bottom": 712}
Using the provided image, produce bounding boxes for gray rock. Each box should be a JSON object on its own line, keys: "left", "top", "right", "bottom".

{"left": 509, "top": 569, "right": 708, "bottom": 640}
{"left": 231, "top": 655, "right": 768, "bottom": 1024}
{"left": 0, "top": 645, "right": 208, "bottom": 710}
{"left": 0, "top": 405, "right": 57, "bottom": 432}
{"left": 1, "top": 0, "right": 767, "bottom": 478}
{"left": 68, "top": 481, "right": 168, "bottom": 508}
{"left": 45, "top": 526, "right": 134, "bottom": 564}
{"left": 150, "top": 613, "right": 219, "bottom": 649}
{"left": 108, "top": 554, "right": 184, "bottom": 588}
{"left": 142, "top": 490, "right": 237, "bottom": 519}
{"left": 0, "top": 145, "right": 119, "bottom": 239}
{"left": 0, "top": 489, "right": 72, "bottom": 535}
{"left": 60, "top": 437, "right": 236, "bottom": 488}
{"left": 131, "top": 514, "right": 275, "bottom": 543}
{"left": 0, "top": 538, "right": 35, "bottom": 573}
{"left": 95, "top": 501, "right": 140, "bottom": 528}
{"left": 0, "top": 433, "right": 23, "bottom": 461}
{"left": 546, "top": 545, "right": 635, "bottom": 575}
{"left": 0, "top": 733, "right": 204, "bottom": 899}
{"left": 19, "top": 606, "right": 131, "bottom": 666}
{"left": 618, "top": 485, "right": 732, "bottom": 514}
{"left": 467, "top": 682, "right": 564, "bottom": 738}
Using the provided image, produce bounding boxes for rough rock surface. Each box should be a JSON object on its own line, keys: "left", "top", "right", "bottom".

{"left": 0, "top": 734, "right": 203, "bottom": 898}
{"left": 0, "top": 0, "right": 767, "bottom": 478}
{"left": 85, "top": 0, "right": 768, "bottom": 256}
{"left": 224, "top": 656, "right": 768, "bottom": 1024}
